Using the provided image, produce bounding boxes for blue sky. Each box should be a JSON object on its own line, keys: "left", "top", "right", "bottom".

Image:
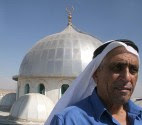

{"left": 0, "top": 0, "right": 142, "bottom": 93}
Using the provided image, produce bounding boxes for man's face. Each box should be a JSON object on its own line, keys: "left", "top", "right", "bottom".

{"left": 93, "top": 46, "right": 139, "bottom": 106}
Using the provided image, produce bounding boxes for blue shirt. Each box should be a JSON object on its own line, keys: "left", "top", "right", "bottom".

{"left": 50, "top": 89, "right": 142, "bottom": 125}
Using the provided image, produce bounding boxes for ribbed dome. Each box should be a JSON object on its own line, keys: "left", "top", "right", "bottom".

{"left": 0, "top": 93, "right": 16, "bottom": 110}
{"left": 9, "top": 93, "right": 54, "bottom": 122}
{"left": 19, "top": 25, "right": 102, "bottom": 77}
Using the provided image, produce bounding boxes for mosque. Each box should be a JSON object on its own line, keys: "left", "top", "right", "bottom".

{"left": 0, "top": 9, "right": 141, "bottom": 125}
{"left": 0, "top": 10, "right": 102, "bottom": 124}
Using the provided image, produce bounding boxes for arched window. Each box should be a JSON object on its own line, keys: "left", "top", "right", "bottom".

{"left": 61, "top": 84, "right": 69, "bottom": 95}
{"left": 25, "top": 84, "right": 30, "bottom": 94}
{"left": 38, "top": 84, "right": 45, "bottom": 95}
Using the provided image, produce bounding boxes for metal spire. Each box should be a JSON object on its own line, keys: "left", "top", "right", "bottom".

{"left": 66, "top": 6, "right": 74, "bottom": 26}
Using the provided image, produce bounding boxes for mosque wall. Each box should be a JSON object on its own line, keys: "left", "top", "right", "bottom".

{"left": 46, "top": 78, "right": 74, "bottom": 104}
{"left": 17, "top": 77, "right": 75, "bottom": 104}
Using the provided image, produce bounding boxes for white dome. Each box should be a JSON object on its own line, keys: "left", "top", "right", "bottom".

{"left": 19, "top": 25, "right": 102, "bottom": 77}
{"left": 9, "top": 93, "right": 54, "bottom": 122}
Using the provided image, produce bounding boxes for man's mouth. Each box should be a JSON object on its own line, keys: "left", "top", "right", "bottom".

{"left": 114, "top": 86, "right": 132, "bottom": 93}
{"left": 117, "top": 87, "right": 131, "bottom": 91}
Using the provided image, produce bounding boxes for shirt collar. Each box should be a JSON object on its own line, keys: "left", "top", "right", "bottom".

{"left": 125, "top": 100, "right": 142, "bottom": 116}
{"left": 90, "top": 88, "right": 142, "bottom": 121}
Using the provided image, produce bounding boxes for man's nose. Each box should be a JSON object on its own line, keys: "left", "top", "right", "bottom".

{"left": 121, "top": 67, "right": 131, "bottom": 81}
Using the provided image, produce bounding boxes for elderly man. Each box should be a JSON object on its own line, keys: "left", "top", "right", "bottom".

{"left": 45, "top": 40, "right": 142, "bottom": 125}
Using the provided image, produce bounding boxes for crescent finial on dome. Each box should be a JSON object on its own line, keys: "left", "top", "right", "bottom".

{"left": 66, "top": 6, "right": 74, "bottom": 26}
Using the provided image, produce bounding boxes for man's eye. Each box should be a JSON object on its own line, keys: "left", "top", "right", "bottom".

{"left": 130, "top": 66, "right": 138, "bottom": 74}
{"left": 110, "top": 64, "right": 123, "bottom": 72}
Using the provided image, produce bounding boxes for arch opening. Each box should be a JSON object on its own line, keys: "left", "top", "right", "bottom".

{"left": 61, "top": 84, "right": 69, "bottom": 95}
{"left": 24, "top": 84, "right": 30, "bottom": 94}
{"left": 38, "top": 84, "right": 45, "bottom": 95}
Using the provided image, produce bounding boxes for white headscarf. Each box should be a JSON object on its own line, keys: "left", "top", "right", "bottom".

{"left": 45, "top": 41, "right": 139, "bottom": 125}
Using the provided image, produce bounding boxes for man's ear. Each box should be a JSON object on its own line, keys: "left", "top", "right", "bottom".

{"left": 93, "top": 71, "right": 98, "bottom": 84}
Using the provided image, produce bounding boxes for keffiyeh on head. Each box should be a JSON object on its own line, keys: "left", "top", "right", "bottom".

{"left": 45, "top": 39, "right": 139, "bottom": 125}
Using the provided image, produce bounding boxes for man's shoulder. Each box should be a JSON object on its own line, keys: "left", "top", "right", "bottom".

{"left": 51, "top": 97, "right": 96, "bottom": 125}
{"left": 54, "top": 95, "right": 94, "bottom": 121}
{"left": 58, "top": 96, "right": 92, "bottom": 117}
{"left": 60, "top": 105, "right": 79, "bottom": 114}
